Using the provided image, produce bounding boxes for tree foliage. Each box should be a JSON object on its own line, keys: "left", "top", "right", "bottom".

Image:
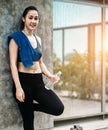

{"left": 53, "top": 50, "right": 101, "bottom": 100}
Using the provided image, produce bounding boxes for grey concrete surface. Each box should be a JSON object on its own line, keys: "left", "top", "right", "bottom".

{"left": 0, "top": 0, "right": 53, "bottom": 130}
{"left": 54, "top": 119, "right": 108, "bottom": 130}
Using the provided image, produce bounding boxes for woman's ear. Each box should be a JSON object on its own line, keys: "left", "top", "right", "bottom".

{"left": 22, "top": 17, "right": 25, "bottom": 22}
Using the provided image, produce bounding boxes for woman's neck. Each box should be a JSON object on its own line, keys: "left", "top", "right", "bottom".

{"left": 22, "top": 28, "right": 33, "bottom": 36}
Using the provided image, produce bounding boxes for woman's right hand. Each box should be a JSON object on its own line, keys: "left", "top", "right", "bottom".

{"left": 16, "top": 87, "right": 25, "bottom": 102}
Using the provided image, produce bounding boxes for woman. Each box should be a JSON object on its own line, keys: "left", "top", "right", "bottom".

{"left": 8, "top": 6, "right": 64, "bottom": 130}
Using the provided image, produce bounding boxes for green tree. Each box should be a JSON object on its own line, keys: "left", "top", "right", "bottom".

{"left": 53, "top": 50, "right": 100, "bottom": 100}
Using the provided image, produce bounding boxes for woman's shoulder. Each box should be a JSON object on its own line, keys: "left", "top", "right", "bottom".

{"left": 9, "top": 31, "right": 22, "bottom": 38}
{"left": 8, "top": 31, "right": 20, "bottom": 44}
{"left": 8, "top": 31, "right": 25, "bottom": 46}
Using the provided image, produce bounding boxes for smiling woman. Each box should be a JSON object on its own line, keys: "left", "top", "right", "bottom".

{"left": 22, "top": 11, "right": 39, "bottom": 33}
{"left": 8, "top": 6, "right": 64, "bottom": 130}
{"left": 20, "top": 6, "right": 39, "bottom": 31}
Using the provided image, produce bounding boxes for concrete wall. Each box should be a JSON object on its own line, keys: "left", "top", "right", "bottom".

{"left": 0, "top": 0, "right": 53, "bottom": 129}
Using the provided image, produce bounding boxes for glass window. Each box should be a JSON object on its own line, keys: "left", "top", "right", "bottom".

{"left": 53, "top": 30, "right": 63, "bottom": 63}
{"left": 53, "top": 1, "right": 101, "bottom": 28}
{"left": 106, "top": 8, "right": 108, "bottom": 112}
{"left": 64, "top": 28, "right": 88, "bottom": 55}
{"left": 104, "top": 25, "right": 108, "bottom": 112}
{"left": 53, "top": 1, "right": 102, "bottom": 119}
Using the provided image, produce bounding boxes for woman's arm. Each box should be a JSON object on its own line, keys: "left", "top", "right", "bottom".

{"left": 37, "top": 36, "right": 60, "bottom": 84}
{"left": 9, "top": 39, "right": 25, "bottom": 102}
{"left": 39, "top": 58, "right": 59, "bottom": 84}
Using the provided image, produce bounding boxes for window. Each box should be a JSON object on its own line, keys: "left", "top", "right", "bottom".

{"left": 53, "top": 1, "right": 107, "bottom": 120}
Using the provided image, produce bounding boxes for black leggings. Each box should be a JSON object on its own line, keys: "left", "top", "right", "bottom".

{"left": 12, "top": 72, "right": 64, "bottom": 130}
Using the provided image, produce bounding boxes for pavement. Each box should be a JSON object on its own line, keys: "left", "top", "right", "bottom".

{"left": 53, "top": 118, "right": 108, "bottom": 130}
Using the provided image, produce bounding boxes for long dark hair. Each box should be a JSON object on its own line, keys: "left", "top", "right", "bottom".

{"left": 20, "top": 6, "right": 39, "bottom": 30}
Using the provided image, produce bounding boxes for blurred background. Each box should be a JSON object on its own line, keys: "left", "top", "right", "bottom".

{"left": 53, "top": 0, "right": 108, "bottom": 121}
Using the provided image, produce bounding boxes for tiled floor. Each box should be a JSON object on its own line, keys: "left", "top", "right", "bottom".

{"left": 53, "top": 119, "right": 108, "bottom": 130}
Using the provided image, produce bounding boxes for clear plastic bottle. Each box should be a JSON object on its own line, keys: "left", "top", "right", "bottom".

{"left": 45, "top": 71, "right": 62, "bottom": 90}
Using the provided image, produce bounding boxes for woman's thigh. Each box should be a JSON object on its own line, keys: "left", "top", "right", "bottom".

{"left": 34, "top": 84, "right": 64, "bottom": 115}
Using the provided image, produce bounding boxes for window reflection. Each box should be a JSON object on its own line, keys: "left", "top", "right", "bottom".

{"left": 71, "top": 0, "right": 108, "bottom": 4}
{"left": 53, "top": 1, "right": 102, "bottom": 119}
{"left": 64, "top": 28, "right": 88, "bottom": 55}
{"left": 53, "top": 1, "right": 101, "bottom": 28}
{"left": 106, "top": 25, "right": 108, "bottom": 112}
{"left": 53, "top": 31, "right": 63, "bottom": 63}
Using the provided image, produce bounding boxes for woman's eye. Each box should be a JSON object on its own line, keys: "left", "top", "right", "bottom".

{"left": 28, "top": 16, "right": 39, "bottom": 20}
{"left": 35, "top": 17, "right": 39, "bottom": 20}
{"left": 29, "top": 17, "right": 33, "bottom": 19}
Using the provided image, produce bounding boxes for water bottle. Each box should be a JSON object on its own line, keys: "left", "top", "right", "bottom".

{"left": 55, "top": 71, "right": 62, "bottom": 77}
{"left": 45, "top": 71, "right": 62, "bottom": 90}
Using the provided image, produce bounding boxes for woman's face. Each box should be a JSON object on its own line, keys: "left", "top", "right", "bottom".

{"left": 23, "top": 10, "right": 39, "bottom": 31}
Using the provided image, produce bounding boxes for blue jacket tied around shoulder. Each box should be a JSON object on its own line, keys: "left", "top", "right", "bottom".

{"left": 8, "top": 31, "right": 40, "bottom": 68}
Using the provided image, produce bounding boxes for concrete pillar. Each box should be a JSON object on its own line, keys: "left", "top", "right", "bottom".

{"left": 0, "top": 0, "right": 53, "bottom": 129}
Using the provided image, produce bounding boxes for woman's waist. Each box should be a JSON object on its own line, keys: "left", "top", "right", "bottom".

{"left": 18, "top": 71, "right": 44, "bottom": 84}
{"left": 18, "top": 62, "right": 42, "bottom": 74}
